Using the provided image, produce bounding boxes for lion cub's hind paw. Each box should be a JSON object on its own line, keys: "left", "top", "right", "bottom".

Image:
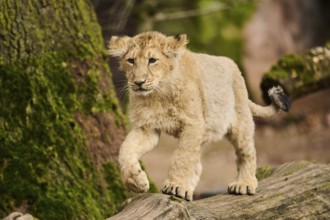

{"left": 161, "top": 182, "right": 193, "bottom": 201}
{"left": 227, "top": 180, "right": 257, "bottom": 195}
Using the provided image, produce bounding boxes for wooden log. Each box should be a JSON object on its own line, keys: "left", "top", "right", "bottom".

{"left": 108, "top": 161, "right": 330, "bottom": 219}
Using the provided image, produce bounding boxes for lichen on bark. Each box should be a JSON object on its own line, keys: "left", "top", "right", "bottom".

{"left": 256, "top": 165, "right": 274, "bottom": 181}
{"left": 261, "top": 43, "right": 330, "bottom": 103}
{"left": 0, "top": 0, "right": 128, "bottom": 219}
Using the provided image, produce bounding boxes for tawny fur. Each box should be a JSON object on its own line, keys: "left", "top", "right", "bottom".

{"left": 108, "top": 31, "right": 285, "bottom": 201}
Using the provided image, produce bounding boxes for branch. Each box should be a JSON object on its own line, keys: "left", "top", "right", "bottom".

{"left": 261, "top": 44, "right": 330, "bottom": 103}
{"left": 153, "top": 0, "right": 254, "bottom": 22}
{"left": 108, "top": 161, "right": 330, "bottom": 219}
{"left": 154, "top": 4, "right": 226, "bottom": 22}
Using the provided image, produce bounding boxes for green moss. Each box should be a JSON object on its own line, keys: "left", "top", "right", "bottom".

{"left": 277, "top": 54, "right": 305, "bottom": 70}
{"left": 322, "top": 181, "right": 330, "bottom": 188}
{"left": 282, "top": 161, "right": 309, "bottom": 176}
{"left": 262, "top": 43, "right": 330, "bottom": 101}
{"left": 323, "top": 181, "right": 330, "bottom": 188}
{"left": 103, "top": 162, "right": 128, "bottom": 212}
{"left": 148, "top": 180, "right": 159, "bottom": 193}
{"left": 320, "top": 182, "right": 330, "bottom": 196}
{"left": 265, "top": 54, "right": 308, "bottom": 82}
{"left": 0, "top": 1, "right": 129, "bottom": 218}
{"left": 168, "top": 195, "right": 184, "bottom": 203}
{"left": 267, "top": 193, "right": 283, "bottom": 200}
{"left": 265, "top": 69, "right": 289, "bottom": 79}
{"left": 256, "top": 165, "right": 274, "bottom": 181}
{"left": 0, "top": 49, "right": 128, "bottom": 219}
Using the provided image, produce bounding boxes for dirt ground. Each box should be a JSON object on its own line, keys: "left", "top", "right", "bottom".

{"left": 141, "top": 91, "right": 330, "bottom": 194}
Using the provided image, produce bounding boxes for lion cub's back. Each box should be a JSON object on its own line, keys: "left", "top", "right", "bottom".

{"left": 194, "top": 53, "right": 237, "bottom": 142}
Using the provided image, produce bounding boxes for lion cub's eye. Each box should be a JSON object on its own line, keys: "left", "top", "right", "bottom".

{"left": 127, "top": 58, "right": 135, "bottom": 64}
{"left": 148, "top": 58, "right": 158, "bottom": 64}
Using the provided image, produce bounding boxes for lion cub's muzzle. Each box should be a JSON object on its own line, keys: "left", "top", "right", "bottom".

{"left": 134, "top": 80, "right": 146, "bottom": 87}
{"left": 130, "top": 80, "right": 154, "bottom": 95}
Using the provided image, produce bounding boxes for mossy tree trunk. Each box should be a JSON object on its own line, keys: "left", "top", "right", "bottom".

{"left": 0, "top": 0, "right": 128, "bottom": 219}
{"left": 261, "top": 43, "right": 330, "bottom": 103}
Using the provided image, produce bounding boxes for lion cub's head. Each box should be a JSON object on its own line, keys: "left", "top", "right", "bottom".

{"left": 108, "top": 31, "right": 188, "bottom": 96}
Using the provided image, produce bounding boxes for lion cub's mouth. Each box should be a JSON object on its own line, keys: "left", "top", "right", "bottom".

{"left": 131, "top": 87, "right": 154, "bottom": 95}
{"left": 133, "top": 88, "right": 150, "bottom": 92}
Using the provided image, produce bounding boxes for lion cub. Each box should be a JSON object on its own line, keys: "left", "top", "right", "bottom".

{"left": 108, "top": 31, "right": 290, "bottom": 201}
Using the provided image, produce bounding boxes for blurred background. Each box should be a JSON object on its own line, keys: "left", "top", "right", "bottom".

{"left": 94, "top": 0, "right": 330, "bottom": 193}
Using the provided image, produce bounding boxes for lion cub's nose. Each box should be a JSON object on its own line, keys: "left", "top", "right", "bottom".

{"left": 134, "top": 80, "right": 146, "bottom": 87}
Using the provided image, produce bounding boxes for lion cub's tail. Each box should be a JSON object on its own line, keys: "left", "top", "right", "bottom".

{"left": 248, "top": 86, "right": 291, "bottom": 118}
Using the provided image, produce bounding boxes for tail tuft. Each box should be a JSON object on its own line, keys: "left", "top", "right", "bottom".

{"left": 268, "top": 86, "right": 291, "bottom": 112}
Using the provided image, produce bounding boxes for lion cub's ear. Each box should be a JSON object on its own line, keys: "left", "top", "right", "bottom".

{"left": 166, "top": 34, "right": 188, "bottom": 55}
{"left": 108, "top": 36, "right": 131, "bottom": 57}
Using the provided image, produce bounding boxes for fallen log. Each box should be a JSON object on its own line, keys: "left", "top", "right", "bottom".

{"left": 108, "top": 161, "right": 330, "bottom": 219}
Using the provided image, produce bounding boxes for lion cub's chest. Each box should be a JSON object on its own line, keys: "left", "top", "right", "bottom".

{"left": 130, "top": 100, "right": 183, "bottom": 137}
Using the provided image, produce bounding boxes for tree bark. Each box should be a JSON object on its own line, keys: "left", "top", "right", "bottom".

{"left": 0, "top": 0, "right": 127, "bottom": 219}
{"left": 108, "top": 161, "right": 330, "bottom": 219}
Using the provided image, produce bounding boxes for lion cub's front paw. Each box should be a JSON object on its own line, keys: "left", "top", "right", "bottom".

{"left": 227, "top": 177, "right": 258, "bottom": 195}
{"left": 161, "top": 180, "right": 193, "bottom": 201}
{"left": 121, "top": 164, "right": 149, "bottom": 193}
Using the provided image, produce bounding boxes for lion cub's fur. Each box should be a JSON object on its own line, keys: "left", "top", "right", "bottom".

{"left": 109, "top": 31, "right": 288, "bottom": 201}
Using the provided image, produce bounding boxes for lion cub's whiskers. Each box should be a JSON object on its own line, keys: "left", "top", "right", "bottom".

{"left": 114, "top": 80, "right": 129, "bottom": 99}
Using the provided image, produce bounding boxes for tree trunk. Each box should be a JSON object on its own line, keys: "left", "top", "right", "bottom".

{"left": 108, "top": 161, "right": 330, "bottom": 219}
{"left": 261, "top": 44, "right": 330, "bottom": 103}
{"left": 0, "top": 0, "right": 127, "bottom": 219}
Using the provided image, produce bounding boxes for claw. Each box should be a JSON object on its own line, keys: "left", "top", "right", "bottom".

{"left": 161, "top": 182, "right": 192, "bottom": 201}
{"left": 162, "top": 185, "right": 168, "bottom": 192}
{"left": 185, "top": 191, "right": 190, "bottom": 201}
{"left": 228, "top": 180, "right": 257, "bottom": 195}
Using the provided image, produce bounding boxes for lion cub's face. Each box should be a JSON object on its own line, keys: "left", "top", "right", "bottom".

{"left": 108, "top": 32, "right": 188, "bottom": 96}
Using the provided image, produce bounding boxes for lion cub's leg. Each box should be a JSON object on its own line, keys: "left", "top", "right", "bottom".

{"left": 118, "top": 127, "right": 160, "bottom": 193}
{"left": 162, "top": 125, "right": 204, "bottom": 201}
{"left": 227, "top": 115, "right": 258, "bottom": 195}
